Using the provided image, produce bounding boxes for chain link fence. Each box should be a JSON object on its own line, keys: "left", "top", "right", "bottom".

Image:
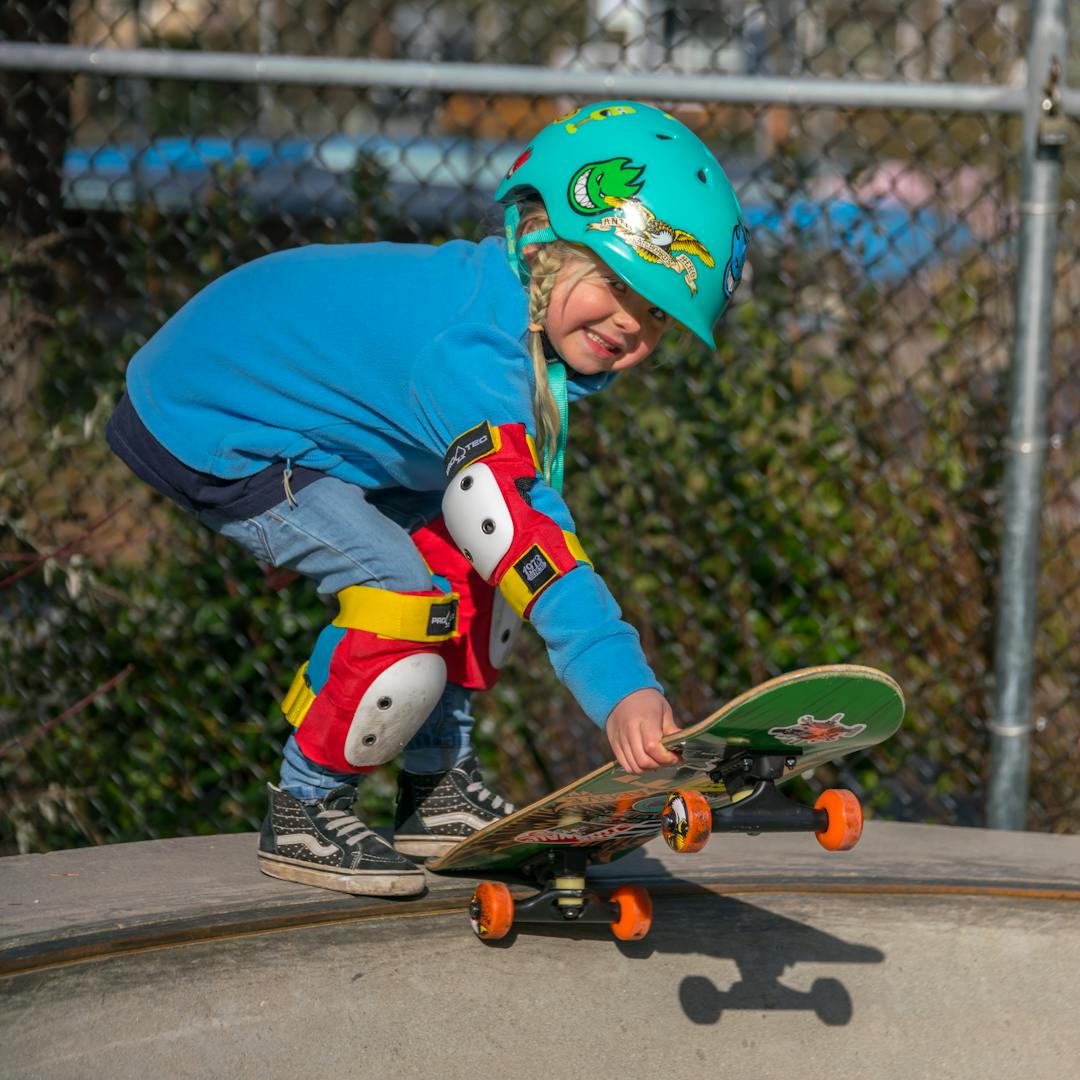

{"left": 2, "top": 1, "right": 1078, "bottom": 853}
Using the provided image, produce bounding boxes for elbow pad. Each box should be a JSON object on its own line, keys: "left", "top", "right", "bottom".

{"left": 441, "top": 421, "right": 591, "bottom": 619}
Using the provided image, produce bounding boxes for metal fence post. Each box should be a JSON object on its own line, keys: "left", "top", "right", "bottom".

{"left": 987, "top": 0, "right": 1069, "bottom": 830}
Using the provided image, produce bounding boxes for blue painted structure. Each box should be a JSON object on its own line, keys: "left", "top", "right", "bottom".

{"left": 63, "top": 135, "right": 978, "bottom": 282}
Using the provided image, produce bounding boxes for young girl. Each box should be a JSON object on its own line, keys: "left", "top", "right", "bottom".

{"left": 106, "top": 100, "right": 748, "bottom": 897}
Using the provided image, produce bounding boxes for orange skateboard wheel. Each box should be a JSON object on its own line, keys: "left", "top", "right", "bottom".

{"left": 469, "top": 881, "right": 514, "bottom": 941}
{"left": 661, "top": 790, "right": 712, "bottom": 853}
{"left": 814, "top": 789, "right": 863, "bottom": 851}
{"left": 609, "top": 884, "right": 653, "bottom": 941}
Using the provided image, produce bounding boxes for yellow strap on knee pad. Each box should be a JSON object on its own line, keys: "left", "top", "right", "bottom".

{"left": 332, "top": 585, "right": 459, "bottom": 642}
{"left": 282, "top": 590, "right": 457, "bottom": 729}
{"left": 282, "top": 662, "right": 316, "bottom": 727}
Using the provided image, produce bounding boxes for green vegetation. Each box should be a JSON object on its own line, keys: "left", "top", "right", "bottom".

{"left": 2, "top": 144, "right": 1078, "bottom": 856}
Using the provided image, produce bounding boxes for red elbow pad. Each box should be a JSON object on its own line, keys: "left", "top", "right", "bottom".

{"left": 440, "top": 421, "right": 591, "bottom": 619}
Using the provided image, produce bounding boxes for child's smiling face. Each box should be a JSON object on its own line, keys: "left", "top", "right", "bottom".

{"left": 543, "top": 257, "right": 669, "bottom": 376}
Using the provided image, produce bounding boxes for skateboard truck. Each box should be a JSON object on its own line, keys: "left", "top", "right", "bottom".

{"left": 710, "top": 753, "right": 827, "bottom": 835}
{"left": 661, "top": 750, "right": 864, "bottom": 854}
{"left": 513, "top": 850, "right": 617, "bottom": 924}
{"left": 468, "top": 848, "right": 653, "bottom": 943}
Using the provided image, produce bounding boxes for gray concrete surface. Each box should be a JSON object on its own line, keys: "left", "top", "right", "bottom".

{"left": 2, "top": 822, "right": 1079, "bottom": 1079}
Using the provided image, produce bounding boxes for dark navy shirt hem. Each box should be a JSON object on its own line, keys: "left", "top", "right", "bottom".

{"left": 106, "top": 392, "right": 323, "bottom": 521}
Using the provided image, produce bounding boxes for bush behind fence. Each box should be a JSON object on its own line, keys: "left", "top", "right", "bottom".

{"left": 1, "top": 2, "right": 1078, "bottom": 852}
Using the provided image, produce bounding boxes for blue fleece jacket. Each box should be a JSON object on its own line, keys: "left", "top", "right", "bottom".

{"left": 124, "top": 236, "right": 662, "bottom": 724}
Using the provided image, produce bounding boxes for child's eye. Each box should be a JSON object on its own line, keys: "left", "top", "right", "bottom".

{"left": 649, "top": 307, "right": 668, "bottom": 322}
{"left": 605, "top": 276, "right": 627, "bottom": 293}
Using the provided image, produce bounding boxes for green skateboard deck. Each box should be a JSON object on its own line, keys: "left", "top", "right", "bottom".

{"left": 429, "top": 664, "right": 904, "bottom": 880}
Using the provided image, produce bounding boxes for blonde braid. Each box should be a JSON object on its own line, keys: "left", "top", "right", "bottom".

{"left": 527, "top": 244, "right": 564, "bottom": 481}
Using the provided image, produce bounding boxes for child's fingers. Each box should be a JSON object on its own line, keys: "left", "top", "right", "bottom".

{"left": 607, "top": 725, "right": 636, "bottom": 774}
{"left": 643, "top": 737, "right": 679, "bottom": 769}
{"left": 661, "top": 711, "right": 683, "bottom": 737}
{"left": 606, "top": 691, "right": 681, "bottom": 773}
{"left": 617, "top": 730, "right": 652, "bottom": 774}
{"left": 611, "top": 737, "right": 634, "bottom": 774}
{"left": 647, "top": 706, "right": 681, "bottom": 767}
{"left": 632, "top": 727, "right": 679, "bottom": 772}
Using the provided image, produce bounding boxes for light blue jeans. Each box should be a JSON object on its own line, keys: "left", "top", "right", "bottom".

{"left": 195, "top": 475, "right": 477, "bottom": 800}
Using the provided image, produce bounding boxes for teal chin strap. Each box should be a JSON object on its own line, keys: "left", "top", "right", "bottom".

{"left": 544, "top": 360, "right": 569, "bottom": 492}
{"left": 504, "top": 204, "right": 557, "bottom": 286}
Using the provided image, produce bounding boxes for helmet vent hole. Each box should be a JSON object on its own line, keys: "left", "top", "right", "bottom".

{"left": 655, "top": 133, "right": 674, "bottom": 140}
{"left": 697, "top": 169, "right": 709, "bottom": 184}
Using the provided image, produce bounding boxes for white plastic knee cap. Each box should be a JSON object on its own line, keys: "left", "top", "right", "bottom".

{"left": 343, "top": 653, "right": 447, "bottom": 767}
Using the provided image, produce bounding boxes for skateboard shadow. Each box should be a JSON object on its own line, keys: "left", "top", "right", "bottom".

{"left": 616, "top": 886, "right": 884, "bottom": 1026}
{"left": 486, "top": 882, "right": 883, "bottom": 1027}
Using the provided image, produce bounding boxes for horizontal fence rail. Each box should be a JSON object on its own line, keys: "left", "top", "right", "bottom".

{"left": 0, "top": 43, "right": 1042, "bottom": 113}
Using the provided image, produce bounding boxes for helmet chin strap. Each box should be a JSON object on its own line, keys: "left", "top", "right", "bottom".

{"left": 504, "top": 204, "right": 557, "bottom": 285}
{"left": 544, "top": 358, "right": 569, "bottom": 493}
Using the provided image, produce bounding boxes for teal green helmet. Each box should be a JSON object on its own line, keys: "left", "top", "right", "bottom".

{"left": 495, "top": 100, "right": 748, "bottom": 347}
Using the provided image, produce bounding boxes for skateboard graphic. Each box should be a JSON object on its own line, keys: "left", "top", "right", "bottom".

{"left": 428, "top": 664, "right": 904, "bottom": 941}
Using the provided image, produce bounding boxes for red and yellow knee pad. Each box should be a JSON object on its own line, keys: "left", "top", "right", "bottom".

{"left": 440, "top": 421, "right": 591, "bottom": 619}
{"left": 281, "top": 586, "right": 456, "bottom": 774}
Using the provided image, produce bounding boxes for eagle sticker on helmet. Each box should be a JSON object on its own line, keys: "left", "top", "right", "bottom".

{"left": 587, "top": 195, "right": 715, "bottom": 295}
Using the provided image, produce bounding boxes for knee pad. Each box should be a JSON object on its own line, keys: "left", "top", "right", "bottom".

{"left": 441, "top": 421, "right": 591, "bottom": 619}
{"left": 411, "top": 515, "right": 521, "bottom": 691}
{"left": 281, "top": 586, "right": 456, "bottom": 773}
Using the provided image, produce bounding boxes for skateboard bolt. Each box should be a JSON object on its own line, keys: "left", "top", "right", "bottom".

{"left": 460, "top": 476, "right": 473, "bottom": 491}
{"left": 362, "top": 734, "right": 378, "bottom": 746}
{"left": 482, "top": 519, "right": 496, "bottom": 534}
{"left": 377, "top": 697, "right": 392, "bottom": 710}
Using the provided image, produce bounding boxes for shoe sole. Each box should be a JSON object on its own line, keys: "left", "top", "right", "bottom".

{"left": 258, "top": 851, "right": 426, "bottom": 897}
{"left": 393, "top": 835, "right": 463, "bottom": 859}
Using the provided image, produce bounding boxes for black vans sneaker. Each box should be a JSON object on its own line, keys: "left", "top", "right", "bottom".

{"left": 394, "top": 756, "right": 516, "bottom": 859}
{"left": 258, "top": 783, "right": 426, "bottom": 896}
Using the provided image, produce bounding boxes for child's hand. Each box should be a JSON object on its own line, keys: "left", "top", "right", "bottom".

{"left": 605, "top": 688, "right": 682, "bottom": 774}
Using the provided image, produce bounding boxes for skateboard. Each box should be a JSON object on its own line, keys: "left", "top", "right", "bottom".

{"left": 427, "top": 664, "right": 904, "bottom": 941}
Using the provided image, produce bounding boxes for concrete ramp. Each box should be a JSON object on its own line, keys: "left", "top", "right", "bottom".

{"left": 2, "top": 822, "right": 1078, "bottom": 1079}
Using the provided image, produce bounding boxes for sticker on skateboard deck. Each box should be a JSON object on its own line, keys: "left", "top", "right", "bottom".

{"left": 768, "top": 712, "right": 867, "bottom": 745}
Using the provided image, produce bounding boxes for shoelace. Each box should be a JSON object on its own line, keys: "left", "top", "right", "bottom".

{"left": 464, "top": 771, "right": 515, "bottom": 815}
{"left": 316, "top": 808, "right": 374, "bottom": 847}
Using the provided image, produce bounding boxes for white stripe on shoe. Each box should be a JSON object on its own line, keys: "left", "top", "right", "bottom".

{"left": 277, "top": 833, "right": 339, "bottom": 857}
{"left": 420, "top": 810, "right": 501, "bottom": 832}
